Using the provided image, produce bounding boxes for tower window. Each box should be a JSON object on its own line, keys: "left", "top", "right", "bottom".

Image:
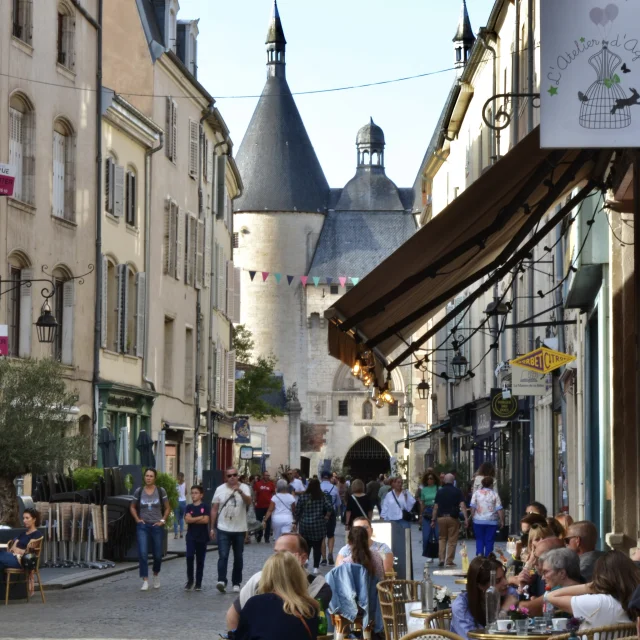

{"left": 330, "top": 285, "right": 339, "bottom": 295}
{"left": 338, "top": 400, "right": 349, "bottom": 417}
{"left": 362, "top": 400, "right": 373, "bottom": 421}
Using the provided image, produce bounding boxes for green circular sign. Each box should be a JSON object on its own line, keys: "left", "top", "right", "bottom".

{"left": 491, "top": 392, "right": 518, "bottom": 420}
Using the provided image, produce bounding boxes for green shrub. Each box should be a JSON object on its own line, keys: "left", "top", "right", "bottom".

{"left": 73, "top": 467, "right": 104, "bottom": 490}
{"left": 152, "top": 471, "right": 179, "bottom": 511}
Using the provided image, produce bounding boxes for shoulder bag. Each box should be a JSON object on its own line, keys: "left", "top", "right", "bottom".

{"left": 392, "top": 491, "right": 414, "bottom": 522}
{"left": 351, "top": 495, "right": 368, "bottom": 519}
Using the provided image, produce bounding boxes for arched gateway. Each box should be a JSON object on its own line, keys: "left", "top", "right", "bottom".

{"left": 344, "top": 436, "right": 390, "bottom": 482}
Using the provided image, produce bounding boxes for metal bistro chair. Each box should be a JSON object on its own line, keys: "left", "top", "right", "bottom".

{"left": 553, "top": 623, "right": 637, "bottom": 640}
{"left": 4, "top": 537, "right": 45, "bottom": 605}
{"left": 423, "top": 609, "right": 452, "bottom": 631}
{"left": 399, "top": 630, "right": 465, "bottom": 640}
{"left": 377, "top": 579, "right": 421, "bottom": 640}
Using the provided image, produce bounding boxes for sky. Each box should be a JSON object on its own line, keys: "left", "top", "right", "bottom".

{"left": 178, "top": 0, "right": 497, "bottom": 189}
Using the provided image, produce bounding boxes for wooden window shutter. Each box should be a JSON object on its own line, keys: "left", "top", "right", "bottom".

{"left": 116, "top": 263, "right": 128, "bottom": 353}
{"left": 163, "top": 199, "right": 173, "bottom": 275}
{"left": 204, "top": 216, "right": 211, "bottom": 289}
{"left": 171, "top": 100, "right": 178, "bottom": 162}
{"left": 52, "top": 131, "right": 65, "bottom": 218}
{"left": 113, "top": 164, "right": 125, "bottom": 217}
{"left": 176, "top": 207, "right": 185, "bottom": 280}
{"left": 188, "top": 119, "right": 198, "bottom": 178}
{"left": 226, "top": 349, "right": 236, "bottom": 413}
{"left": 206, "top": 140, "right": 213, "bottom": 183}
{"left": 226, "top": 260, "right": 234, "bottom": 318}
{"left": 195, "top": 219, "right": 205, "bottom": 289}
{"left": 208, "top": 339, "right": 215, "bottom": 399}
{"left": 63, "top": 132, "right": 76, "bottom": 221}
{"left": 135, "top": 272, "right": 146, "bottom": 358}
{"left": 9, "top": 108, "right": 23, "bottom": 201}
{"left": 101, "top": 255, "right": 108, "bottom": 348}
{"left": 61, "top": 280, "right": 74, "bottom": 365}
{"left": 105, "top": 157, "right": 114, "bottom": 213}
{"left": 215, "top": 341, "right": 223, "bottom": 407}
{"left": 217, "top": 247, "right": 225, "bottom": 311}
{"left": 214, "top": 154, "right": 226, "bottom": 219}
{"left": 189, "top": 214, "right": 198, "bottom": 286}
{"left": 19, "top": 267, "right": 32, "bottom": 358}
{"left": 184, "top": 214, "right": 192, "bottom": 285}
{"left": 233, "top": 266, "right": 241, "bottom": 324}
{"left": 165, "top": 97, "right": 173, "bottom": 160}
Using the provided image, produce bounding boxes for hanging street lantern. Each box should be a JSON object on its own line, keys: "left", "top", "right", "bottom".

{"left": 35, "top": 301, "right": 58, "bottom": 344}
{"left": 417, "top": 377, "right": 430, "bottom": 400}
{"left": 451, "top": 350, "right": 469, "bottom": 379}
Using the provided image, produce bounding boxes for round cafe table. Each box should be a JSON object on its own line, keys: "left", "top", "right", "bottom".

{"left": 433, "top": 569, "right": 467, "bottom": 577}
{"left": 468, "top": 631, "right": 555, "bottom": 640}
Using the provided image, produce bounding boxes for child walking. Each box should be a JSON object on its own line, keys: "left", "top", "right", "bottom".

{"left": 184, "top": 485, "right": 209, "bottom": 591}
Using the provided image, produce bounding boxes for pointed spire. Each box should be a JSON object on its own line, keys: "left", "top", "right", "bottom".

{"left": 453, "top": 0, "right": 475, "bottom": 44}
{"left": 266, "top": 0, "right": 286, "bottom": 46}
{"left": 265, "top": 0, "right": 286, "bottom": 78}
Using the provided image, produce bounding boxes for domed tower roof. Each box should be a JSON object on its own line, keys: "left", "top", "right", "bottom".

{"left": 233, "top": 1, "right": 329, "bottom": 213}
{"left": 356, "top": 118, "right": 385, "bottom": 147}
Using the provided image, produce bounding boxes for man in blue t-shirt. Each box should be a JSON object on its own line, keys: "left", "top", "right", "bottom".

{"left": 319, "top": 472, "right": 341, "bottom": 566}
{"left": 184, "top": 485, "right": 210, "bottom": 591}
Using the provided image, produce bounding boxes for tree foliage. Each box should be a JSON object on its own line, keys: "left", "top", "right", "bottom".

{"left": 232, "top": 324, "right": 255, "bottom": 365}
{"left": 235, "top": 355, "right": 285, "bottom": 421}
{"left": 0, "top": 358, "right": 88, "bottom": 525}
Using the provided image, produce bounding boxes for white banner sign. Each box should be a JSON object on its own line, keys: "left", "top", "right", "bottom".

{"left": 541, "top": 0, "right": 640, "bottom": 148}
{"left": 512, "top": 365, "right": 550, "bottom": 396}
{"left": 408, "top": 423, "right": 427, "bottom": 438}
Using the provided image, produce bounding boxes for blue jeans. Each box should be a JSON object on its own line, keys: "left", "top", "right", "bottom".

{"left": 186, "top": 538, "right": 207, "bottom": 586}
{"left": 0, "top": 551, "right": 21, "bottom": 571}
{"left": 474, "top": 521, "right": 498, "bottom": 557}
{"left": 174, "top": 500, "right": 187, "bottom": 535}
{"left": 216, "top": 529, "right": 245, "bottom": 586}
{"left": 136, "top": 522, "right": 164, "bottom": 578}
{"left": 422, "top": 512, "right": 439, "bottom": 557}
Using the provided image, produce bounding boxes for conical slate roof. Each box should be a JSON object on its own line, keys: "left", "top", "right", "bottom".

{"left": 266, "top": 0, "right": 286, "bottom": 46}
{"left": 453, "top": 0, "right": 474, "bottom": 44}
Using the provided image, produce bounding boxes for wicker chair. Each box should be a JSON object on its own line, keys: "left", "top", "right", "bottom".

{"left": 553, "top": 623, "right": 637, "bottom": 640}
{"left": 399, "top": 629, "right": 465, "bottom": 640}
{"left": 378, "top": 579, "right": 422, "bottom": 640}
{"left": 4, "top": 537, "right": 45, "bottom": 605}
{"left": 423, "top": 609, "right": 452, "bottom": 631}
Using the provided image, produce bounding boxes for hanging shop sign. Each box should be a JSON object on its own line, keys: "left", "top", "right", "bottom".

{"left": 239, "top": 445, "right": 253, "bottom": 460}
{"left": 491, "top": 388, "right": 519, "bottom": 421}
{"left": 0, "top": 164, "right": 15, "bottom": 196}
{"left": 512, "top": 366, "right": 550, "bottom": 396}
{"left": 0, "top": 325, "right": 7, "bottom": 356}
{"left": 511, "top": 346, "right": 576, "bottom": 375}
{"left": 473, "top": 402, "right": 493, "bottom": 437}
{"left": 408, "top": 423, "right": 427, "bottom": 438}
{"left": 234, "top": 418, "right": 251, "bottom": 443}
{"left": 541, "top": 1, "right": 640, "bottom": 148}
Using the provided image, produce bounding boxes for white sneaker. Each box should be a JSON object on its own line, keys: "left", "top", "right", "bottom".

{"left": 140, "top": 580, "right": 149, "bottom": 591}
{"left": 232, "top": 584, "right": 241, "bottom": 593}
{"left": 152, "top": 575, "right": 160, "bottom": 589}
{"left": 313, "top": 568, "right": 319, "bottom": 575}
{"left": 216, "top": 581, "right": 226, "bottom": 593}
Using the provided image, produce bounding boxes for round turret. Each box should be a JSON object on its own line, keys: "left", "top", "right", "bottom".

{"left": 356, "top": 119, "right": 385, "bottom": 146}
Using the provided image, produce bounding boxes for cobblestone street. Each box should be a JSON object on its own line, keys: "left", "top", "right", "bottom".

{"left": 0, "top": 523, "right": 477, "bottom": 640}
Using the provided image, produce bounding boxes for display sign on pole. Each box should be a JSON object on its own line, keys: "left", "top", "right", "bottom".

{"left": 541, "top": 0, "right": 640, "bottom": 148}
{"left": 512, "top": 366, "right": 549, "bottom": 396}
{"left": 0, "top": 164, "right": 15, "bottom": 196}
{"left": 408, "top": 423, "right": 427, "bottom": 438}
{"left": 0, "top": 325, "right": 7, "bottom": 356}
{"left": 491, "top": 388, "right": 519, "bottom": 421}
{"left": 511, "top": 346, "right": 576, "bottom": 374}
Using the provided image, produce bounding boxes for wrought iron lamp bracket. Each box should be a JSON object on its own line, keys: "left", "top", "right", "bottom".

{"left": 0, "top": 264, "right": 94, "bottom": 301}
{"left": 482, "top": 93, "right": 541, "bottom": 132}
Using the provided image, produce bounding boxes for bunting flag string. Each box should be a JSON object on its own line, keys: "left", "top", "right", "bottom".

{"left": 241, "top": 267, "right": 360, "bottom": 288}
{"left": 287, "top": 275, "right": 295, "bottom": 285}
{"left": 262, "top": 271, "right": 269, "bottom": 282}
{"left": 312, "top": 277, "right": 320, "bottom": 287}
{"left": 249, "top": 271, "right": 256, "bottom": 281}
{"left": 300, "top": 275, "right": 308, "bottom": 286}
{"left": 274, "top": 273, "right": 282, "bottom": 284}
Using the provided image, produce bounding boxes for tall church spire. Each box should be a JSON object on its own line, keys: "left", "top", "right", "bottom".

{"left": 266, "top": 0, "right": 286, "bottom": 78}
{"left": 453, "top": 0, "right": 475, "bottom": 69}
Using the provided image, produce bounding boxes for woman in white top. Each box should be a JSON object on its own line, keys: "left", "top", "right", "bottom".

{"left": 547, "top": 550, "right": 640, "bottom": 630}
{"left": 263, "top": 479, "right": 296, "bottom": 540}
{"left": 174, "top": 472, "right": 187, "bottom": 539}
{"left": 380, "top": 476, "right": 416, "bottom": 530}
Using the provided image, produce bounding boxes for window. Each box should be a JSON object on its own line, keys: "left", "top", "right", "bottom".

{"left": 188, "top": 120, "right": 199, "bottom": 178}
{"left": 163, "top": 317, "right": 174, "bottom": 392}
{"left": 9, "top": 93, "right": 35, "bottom": 205}
{"left": 165, "top": 98, "right": 177, "bottom": 163}
{"left": 52, "top": 118, "right": 75, "bottom": 222}
{"left": 185, "top": 212, "right": 198, "bottom": 286}
{"left": 6, "top": 253, "right": 32, "bottom": 358}
{"left": 330, "top": 285, "right": 339, "bottom": 295}
{"left": 125, "top": 168, "right": 137, "bottom": 226}
{"left": 232, "top": 232, "right": 239, "bottom": 249}
{"left": 388, "top": 401, "right": 399, "bottom": 417}
{"left": 203, "top": 137, "right": 213, "bottom": 183}
{"left": 12, "top": 0, "right": 32, "bottom": 45}
{"left": 362, "top": 401, "right": 373, "bottom": 421}
{"left": 163, "top": 199, "right": 179, "bottom": 277}
{"left": 338, "top": 400, "right": 349, "bottom": 417}
{"left": 346, "top": 283, "right": 354, "bottom": 292}
{"left": 57, "top": 3, "right": 75, "bottom": 70}
{"left": 51, "top": 267, "right": 74, "bottom": 365}
{"left": 189, "top": 32, "right": 198, "bottom": 77}
{"left": 185, "top": 327, "right": 194, "bottom": 400}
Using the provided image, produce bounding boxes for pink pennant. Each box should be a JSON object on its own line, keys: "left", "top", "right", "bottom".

{"left": 262, "top": 271, "right": 269, "bottom": 282}
{"left": 300, "top": 276, "right": 308, "bottom": 286}
{"left": 339, "top": 276, "right": 347, "bottom": 287}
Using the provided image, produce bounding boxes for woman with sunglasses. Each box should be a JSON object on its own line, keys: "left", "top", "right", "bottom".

{"left": 452, "top": 556, "right": 517, "bottom": 640}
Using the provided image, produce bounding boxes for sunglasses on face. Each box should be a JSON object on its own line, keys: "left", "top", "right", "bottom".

{"left": 227, "top": 473, "right": 238, "bottom": 478}
{"left": 564, "top": 536, "right": 577, "bottom": 545}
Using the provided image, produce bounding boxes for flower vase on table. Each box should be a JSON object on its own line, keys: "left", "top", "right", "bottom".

{"left": 508, "top": 606, "right": 530, "bottom": 637}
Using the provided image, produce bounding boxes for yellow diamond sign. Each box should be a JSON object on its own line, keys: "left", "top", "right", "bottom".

{"left": 510, "top": 347, "right": 576, "bottom": 374}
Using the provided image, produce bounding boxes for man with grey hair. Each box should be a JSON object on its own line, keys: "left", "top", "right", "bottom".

{"left": 431, "top": 473, "right": 468, "bottom": 567}
{"left": 565, "top": 520, "right": 604, "bottom": 581}
{"left": 540, "top": 548, "right": 582, "bottom": 585}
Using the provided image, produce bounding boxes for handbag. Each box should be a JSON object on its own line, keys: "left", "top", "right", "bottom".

{"left": 426, "top": 528, "right": 439, "bottom": 559}
{"left": 392, "top": 491, "right": 414, "bottom": 522}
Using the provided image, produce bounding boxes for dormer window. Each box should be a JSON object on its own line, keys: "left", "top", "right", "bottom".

{"left": 165, "top": 0, "right": 179, "bottom": 52}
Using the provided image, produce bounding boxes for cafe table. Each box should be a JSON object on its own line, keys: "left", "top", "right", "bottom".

{"left": 468, "top": 630, "right": 556, "bottom": 640}
{"left": 433, "top": 569, "right": 467, "bottom": 577}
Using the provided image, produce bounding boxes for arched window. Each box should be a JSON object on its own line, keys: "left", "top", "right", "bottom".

{"left": 372, "top": 151, "right": 379, "bottom": 165}
{"left": 51, "top": 265, "right": 74, "bottom": 365}
{"left": 363, "top": 150, "right": 370, "bottom": 165}
{"left": 52, "top": 118, "right": 75, "bottom": 221}
{"left": 9, "top": 92, "right": 35, "bottom": 204}
{"left": 362, "top": 400, "right": 373, "bottom": 421}
{"left": 57, "top": 2, "right": 75, "bottom": 70}
{"left": 6, "top": 251, "right": 32, "bottom": 358}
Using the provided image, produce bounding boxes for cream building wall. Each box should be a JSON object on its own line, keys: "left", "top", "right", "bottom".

{"left": 0, "top": 0, "right": 98, "bottom": 446}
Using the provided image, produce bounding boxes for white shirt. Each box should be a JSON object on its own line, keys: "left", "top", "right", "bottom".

{"left": 381, "top": 489, "right": 416, "bottom": 521}
{"left": 212, "top": 483, "right": 251, "bottom": 533}
{"left": 291, "top": 478, "right": 305, "bottom": 494}
{"left": 571, "top": 594, "right": 631, "bottom": 629}
{"left": 176, "top": 482, "right": 186, "bottom": 501}
{"left": 271, "top": 492, "right": 295, "bottom": 518}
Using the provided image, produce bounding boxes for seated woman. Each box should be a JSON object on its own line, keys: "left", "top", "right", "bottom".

{"left": 0, "top": 508, "right": 43, "bottom": 572}
{"left": 335, "top": 525, "right": 384, "bottom": 580}
{"left": 547, "top": 550, "right": 640, "bottom": 630}
{"left": 452, "top": 556, "right": 517, "bottom": 640}
{"left": 335, "top": 516, "right": 394, "bottom": 576}
{"left": 236, "top": 551, "right": 319, "bottom": 640}
{"left": 509, "top": 523, "right": 554, "bottom": 588}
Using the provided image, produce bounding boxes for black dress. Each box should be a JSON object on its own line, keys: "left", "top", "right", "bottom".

{"left": 236, "top": 592, "right": 319, "bottom": 640}
{"left": 346, "top": 494, "right": 372, "bottom": 527}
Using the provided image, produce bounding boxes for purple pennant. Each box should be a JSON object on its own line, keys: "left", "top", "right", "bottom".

{"left": 249, "top": 271, "right": 256, "bottom": 281}
{"left": 326, "top": 277, "right": 333, "bottom": 285}
{"left": 287, "top": 275, "right": 294, "bottom": 285}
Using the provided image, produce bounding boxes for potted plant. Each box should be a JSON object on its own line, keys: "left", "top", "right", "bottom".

{"left": 508, "top": 605, "right": 530, "bottom": 635}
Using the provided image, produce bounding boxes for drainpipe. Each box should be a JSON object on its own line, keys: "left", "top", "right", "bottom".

{"left": 91, "top": 0, "right": 103, "bottom": 464}
{"left": 143, "top": 132, "right": 164, "bottom": 392}
{"left": 527, "top": 0, "right": 535, "bottom": 133}
{"left": 512, "top": 0, "right": 521, "bottom": 148}
{"left": 477, "top": 30, "right": 497, "bottom": 164}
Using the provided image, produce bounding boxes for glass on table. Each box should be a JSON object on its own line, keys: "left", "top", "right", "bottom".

{"left": 533, "top": 617, "right": 547, "bottom": 633}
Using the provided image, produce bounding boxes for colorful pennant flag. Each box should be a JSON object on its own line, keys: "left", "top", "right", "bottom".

{"left": 249, "top": 271, "right": 256, "bottom": 281}
{"left": 262, "top": 271, "right": 269, "bottom": 282}
{"left": 312, "top": 276, "right": 320, "bottom": 287}
{"left": 339, "top": 276, "right": 347, "bottom": 287}
{"left": 350, "top": 277, "right": 360, "bottom": 286}
{"left": 300, "top": 276, "right": 308, "bottom": 286}
{"left": 274, "top": 273, "right": 282, "bottom": 284}
{"left": 287, "top": 275, "right": 294, "bottom": 286}
{"left": 326, "top": 277, "right": 333, "bottom": 286}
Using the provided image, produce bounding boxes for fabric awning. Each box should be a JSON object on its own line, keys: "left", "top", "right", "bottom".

{"left": 326, "top": 127, "right": 611, "bottom": 371}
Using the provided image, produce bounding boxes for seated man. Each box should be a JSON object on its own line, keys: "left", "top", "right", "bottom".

{"left": 225, "top": 532, "right": 332, "bottom": 632}
{"left": 565, "top": 520, "right": 604, "bottom": 582}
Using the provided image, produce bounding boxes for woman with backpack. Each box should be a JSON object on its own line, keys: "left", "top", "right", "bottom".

{"left": 295, "top": 478, "right": 333, "bottom": 574}
{"left": 129, "top": 468, "right": 171, "bottom": 591}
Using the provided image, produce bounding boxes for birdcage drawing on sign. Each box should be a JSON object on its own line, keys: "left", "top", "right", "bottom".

{"left": 579, "top": 44, "right": 630, "bottom": 129}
